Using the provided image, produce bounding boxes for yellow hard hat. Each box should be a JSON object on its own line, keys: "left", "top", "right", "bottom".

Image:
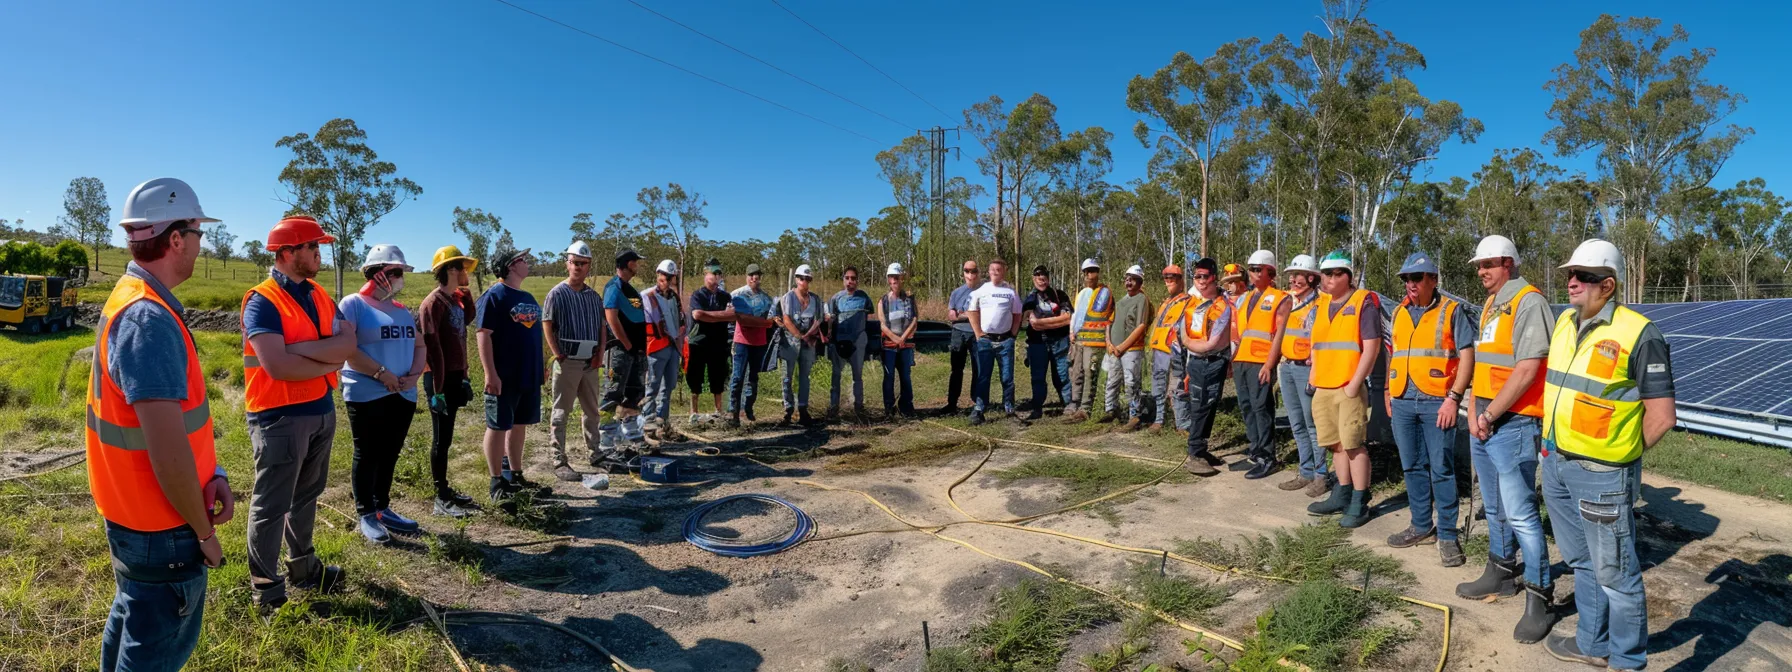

{"left": 431, "top": 245, "right": 478, "bottom": 274}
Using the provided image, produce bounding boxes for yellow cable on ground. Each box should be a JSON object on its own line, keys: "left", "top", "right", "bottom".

{"left": 924, "top": 419, "right": 1180, "bottom": 465}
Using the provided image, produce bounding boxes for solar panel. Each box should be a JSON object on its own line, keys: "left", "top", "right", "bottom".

{"left": 1628, "top": 298, "right": 1792, "bottom": 446}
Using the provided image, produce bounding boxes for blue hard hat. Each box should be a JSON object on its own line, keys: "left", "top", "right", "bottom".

{"left": 1399, "top": 251, "right": 1440, "bottom": 276}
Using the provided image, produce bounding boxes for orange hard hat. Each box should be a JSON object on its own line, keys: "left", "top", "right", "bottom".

{"left": 265, "top": 215, "right": 336, "bottom": 251}
{"left": 1162, "top": 264, "right": 1183, "bottom": 276}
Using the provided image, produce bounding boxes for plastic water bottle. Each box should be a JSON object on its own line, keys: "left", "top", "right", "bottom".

{"left": 582, "top": 473, "right": 611, "bottom": 491}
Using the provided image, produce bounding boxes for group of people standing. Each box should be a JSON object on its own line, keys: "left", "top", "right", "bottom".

{"left": 86, "top": 176, "right": 1675, "bottom": 671}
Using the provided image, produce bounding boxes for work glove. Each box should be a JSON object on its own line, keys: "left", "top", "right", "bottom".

{"left": 430, "top": 393, "right": 449, "bottom": 415}
{"left": 457, "top": 378, "right": 474, "bottom": 408}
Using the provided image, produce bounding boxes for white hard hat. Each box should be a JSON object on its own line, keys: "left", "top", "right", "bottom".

{"left": 565, "top": 240, "right": 593, "bottom": 259}
{"left": 1080, "top": 258, "right": 1100, "bottom": 272}
{"left": 1247, "top": 249, "right": 1278, "bottom": 268}
{"left": 360, "top": 244, "right": 414, "bottom": 271}
{"left": 1124, "top": 264, "right": 1145, "bottom": 279}
{"left": 118, "top": 177, "right": 220, "bottom": 242}
{"left": 655, "top": 259, "right": 679, "bottom": 276}
{"left": 1284, "top": 254, "right": 1319, "bottom": 276}
{"left": 1318, "top": 250, "right": 1353, "bottom": 274}
{"left": 1469, "top": 235, "right": 1520, "bottom": 265}
{"left": 886, "top": 262, "right": 906, "bottom": 277}
{"left": 793, "top": 264, "right": 814, "bottom": 278}
{"left": 1559, "top": 239, "right": 1626, "bottom": 287}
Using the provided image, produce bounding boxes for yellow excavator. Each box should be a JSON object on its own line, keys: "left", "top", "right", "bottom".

{"left": 0, "top": 271, "right": 82, "bottom": 334}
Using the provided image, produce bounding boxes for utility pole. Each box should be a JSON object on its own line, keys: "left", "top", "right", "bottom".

{"left": 924, "top": 127, "right": 959, "bottom": 299}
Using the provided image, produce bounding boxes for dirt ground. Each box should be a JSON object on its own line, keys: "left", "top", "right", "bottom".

{"left": 390, "top": 415, "right": 1792, "bottom": 672}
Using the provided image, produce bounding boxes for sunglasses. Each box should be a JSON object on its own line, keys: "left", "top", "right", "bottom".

{"left": 1191, "top": 272, "right": 1213, "bottom": 280}
{"left": 1399, "top": 273, "right": 1428, "bottom": 283}
{"left": 1569, "top": 270, "right": 1611, "bottom": 284}
{"left": 1474, "top": 259, "right": 1504, "bottom": 271}
{"left": 1162, "top": 274, "right": 1180, "bottom": 280}
{"left": 962, "top": 268, "right": 979, "bottom": 274}
{"left": 176, "top": 227, "right": 205, "bottom": 241}
{"left": 569, "top": 260, "right": 590, "bottom": 268}
{"left": 1248, "top": 265, "right": 1270, "bottom": 273}
{"left": 1321, "top": 269, "right": 1349, "bottom": 277}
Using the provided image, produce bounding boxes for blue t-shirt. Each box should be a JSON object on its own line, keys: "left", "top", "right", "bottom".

{"left": 828, "top": 289, "right": 872, "bottom": 343}
{"left": 242, "top": 269, "right": 337, "bottom": 422}
{"left": 338, "top": 293, "right": 419, "bottom": 403}
{"left": 107, "top": 263, "right": 189, "bottom": 404}
{"left": 603, "top": 275, "right": 647, "bottom": 354}
{"left": 949, "top": 283, "right": 981, "bottom": 333}
{"left": 477, "top": 283, "right": 544, "bottom": 390}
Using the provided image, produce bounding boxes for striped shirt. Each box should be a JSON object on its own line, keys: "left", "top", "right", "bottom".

{"left": 544, "top": 280, "right": 605, "bottom": 358}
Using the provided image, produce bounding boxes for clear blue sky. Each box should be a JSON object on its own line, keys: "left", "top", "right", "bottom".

{"left": 2, "top": 0, "right": 1786, "bottom": 264}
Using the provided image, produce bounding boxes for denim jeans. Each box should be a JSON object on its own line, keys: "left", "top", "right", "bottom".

{"left": 1149, "top": 350, "right": 1189, "bottom": 429}
{"left": 1232, "top": 361, "right": 1276, "bottom": 462}
{"left": 1026, "top": 337, "right": 1071, "bottom": 414}
{"left": 1543, "top": 452, "right": 1647, "bottom": 670}
{"left": 1278, "top": 363, "right": 1325, "bottom": 478}
{"left": 1470, "top": 413, "right": 1551, "bottom": 588}
{"left": 830, "top": 332, "right": 867, "bottom": 411}
{"left": 728, "top": 342, "right": 767, "bottom": 414}
{"left": 972, "top": 336, "right": 1017, "bottom": 414}
{"left": 101, "top": 523, "right": 208, "bottom": 672}
{"left": 642, "top": 347, "right": 681, "bottom": 424}
{"left": 881, "top": 347, "right": 915, "bottom": 413}
{"left": 1391, "top": 396, "right": 1460, "bottom": 540}
{"left": 781, "top": 343, "right": 816, "bottom": 411}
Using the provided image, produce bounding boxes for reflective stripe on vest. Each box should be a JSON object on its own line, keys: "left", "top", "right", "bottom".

{"left": 1149, "top": 293, "right": 1191, "bottom": 353}
{"left": 1074, "top": 285, "right": 1113, "bottom": 347}
{"left": 1390, "top": 296, "right": 1461, "bottom": 398}
{"left": 86, "top": 275, "right": 218, "bottom": 532}
{"left": 1183, "top": 296, "right": 1226, "bottom": 343}
{"left": 1235, "top": 287, "right": 1288, "bottom": 364}
{"left": 1281, "top": 293, "right": 1317, "bottom": 362}
{"left": 1542, "top": 305, "right": 1651, "bottom": 465}
{"left": 241, "top": 277, "right": 340, "bottom": 413}
{"left": 1311, "top": 289, "right": 1370, "bottom": 389}
{"left": 1472, "top": 282, "right": 1544, "bottom": 417}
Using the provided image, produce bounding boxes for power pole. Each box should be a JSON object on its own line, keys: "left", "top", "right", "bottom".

{"left": 925, "top": 126, "right": 959, "bottom": 299}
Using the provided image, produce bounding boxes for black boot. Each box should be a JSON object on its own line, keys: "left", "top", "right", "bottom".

{"left": 1456, "top": 556, "right": 1521, "bottom": 600}
{"left": 1307, "top": 483, "right": 1350, "bottom": 515}
{"left": 1513, "top": 582, "right": 1558, "bottom": 644}
{"left": 1338, "top": 489, "right": 1372, "bottom": 528}
{"left": 799, "top": 407, "right": 815, "bottom": 425}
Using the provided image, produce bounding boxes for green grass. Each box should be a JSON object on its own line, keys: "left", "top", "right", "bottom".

{"left": 1646, "top": 430, "right": 1792, "bottom": 502}
{"left": 925, "top": 579, "right": 1118, "bottom": 672}
{"left": 992, "top": 453, "right": 1175, "bottom": 505}
{"left": 1122, "top": 562, "right": 1230, "bottom": 624}
{"left": 1173, "top": 523, "right": 1415, "bottom": 590}
{"left": 1264, "top": 580, "right": 1375, "bottom": 670}
{"left": 1079, "top": 613, "right": 1159, "bottom": 672}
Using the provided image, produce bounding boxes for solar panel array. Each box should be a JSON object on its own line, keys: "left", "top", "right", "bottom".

{"left": 1629, "top": 298, "right": 1792, "bottom": 419}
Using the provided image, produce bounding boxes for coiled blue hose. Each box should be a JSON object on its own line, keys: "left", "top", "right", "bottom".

{"left": 682, "top": 494, "right": 814, "bottom": 557}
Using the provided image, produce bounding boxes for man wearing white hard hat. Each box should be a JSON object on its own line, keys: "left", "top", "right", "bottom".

{"left": 1064, "top": 258, "right": 1109, "bottom": 422}
{"left": 777, "top": 264, "right": 826, "bottom": 424}
{"left": 1457, "top": 234, "right": 1559, "bottom": 644}
{"left": 338, "top": 245, "right": 429, "bottom": 544}
{"left": 543, "top": 241, "right": 607, "bottom": 481}
{"left": 1277, "top": 254, "right": 1331, "bottom": 497}
{"left": 1103, "top": 265, "right": 1153, "bottom": 430}
{"left": 640, "top": 260, "right": 686, "bottom": 439}
{"left": 89, "top": 178, "right": 230, "bottom": 670}
{"left": 1233, "top": 250, "right": 1293, "bottom": 480}
{"left": 1537, "top": 240, "right": 1674, "bottom": 670}
{"left": 877, "top": 263, "right": 920, "bottom": 418}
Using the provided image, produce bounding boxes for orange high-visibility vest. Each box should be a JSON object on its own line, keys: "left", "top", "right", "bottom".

{"left": 1311, "top": 289, "right": 1372, "bottom": 389}
{"left": 645, "top": 288, "right": 681, "bottom": 354}
{"left": 1074, "top": 285, "right": 1113, "bottom": 347}
{"left": 241, "top": 277, "right": 340, "bottom": 413}
{"left": 1148, "top": 293, "right": 1192, "bottom": 354}
{"left": 87, "top": 275, "right": 217, "bottom": 532}
{"left": 1390, "top": 295, "right": 1462, "bottom": 398}
{"left": 1473, "top": 282, "right": 1545, "bottom": 417}
{"left": 1226, "top": 293, "right": 1244, "bottom": 345}
{"left": 1235, "top": 286, "right": 1289, "bottom": 364}
{"left": 1282, "top": 292, "right": 1318, "bottom": 362}
{"left": 1182, "top": 295, "right": 1228, "bottom": 347}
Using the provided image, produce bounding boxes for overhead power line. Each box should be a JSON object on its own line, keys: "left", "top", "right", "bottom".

{"left": 490, "top": 0, "right": 884, "bottom": 144}
{"left": 768, "top": 0, "right": 954, "bottom": 123}
{"left": 621, "top": 0, "right": 917, "bottom": 133}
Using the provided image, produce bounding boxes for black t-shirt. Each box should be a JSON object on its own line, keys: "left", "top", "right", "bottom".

{"left": 688, "top": 286, "right": 731, "bottom": 346}
{"left": 1023, "top": 287, "right": 1072, "bottom": 342}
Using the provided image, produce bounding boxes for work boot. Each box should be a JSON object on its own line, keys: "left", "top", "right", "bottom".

{"left": 1303, "top": 475, "right": 1333, "bottom": 498}
{"left": 1338, "top": 489, "right": 1372, "bottom": 528}
{"left": 1121, "top": 417, "right": 1142, "bottom": 432}
{"left": 782, "top": 408, "right": 795, "bottom": 426}
{"left": 1098, "top": 411, "right": 1121, "bottom": 424}
{"left": 1278, "top": 475, "right": 1313, "bottom": 491}
{"left": 1307, "top": 483, "right": 1350, "bottom": 516}
{"left": 1513, "top": 583, "right": 1558, "bottom": 644}
{"left": 1244, "top": 459, "right": 1280, "bottom": 480}
{"left": 1386, "top": 526, "right": 1437, "bottom": 548}
{"left": 1185, "top": 458, "right": 1220, "bottom": 477}
{"left": 799, "top": 407, "right": 815, "bottom": 425}
{"left": 1543, "top": 633, "right": 1607, "bottom": 668}
{"left": 744, "top": 406, "right": 757, "bottom": 423}
{"left": 1061, "top": 410, "right": 1087, "bottom": 424}
{"left": 1456, "top": 556, "right": 1522, "bottom": 600}
{"left": 969, "top": 413, "right": 986, "bottom": 427}
{"left": 554, "top": 463, "right": 581, "bottom": 482}
{"left": 726, "top": 413, "right": 741, "bottom": 429}
{"left": 1439, "top": 539, "right": 1466, "bottom": 567}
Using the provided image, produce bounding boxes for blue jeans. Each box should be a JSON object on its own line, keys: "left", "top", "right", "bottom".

{"left": 1279, "top": 363, "right": 1325, "bottom": 478}
{"left": 1470, "top": 414, "right": 1551, "bottom": 588}
{"left": 1543, "top": 452, "right": 1647, "bottom": 670}
{"left": 101, "top": 523, "right": 208, "bottom": 672}
{"left": 642, "top": 347, "right": 681, "bottom": 423}
{"left": 881, "top": 347, "right": 915, "bottom": 413}
{"left": 1392, "top": 396, "right": 1460, "bottom": 540}
{"left": 1026, "top": 337, "right": 1071, "bottom": 414}
{"left": 972, "top": 336, "right": 1016, "bottom": 414}
{"left": 728, "top": 342, "right": 767, "bottom": 414}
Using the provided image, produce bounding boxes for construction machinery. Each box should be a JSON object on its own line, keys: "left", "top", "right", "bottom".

{"left": 0, "top": 272, "right": 82, "bottom": 334}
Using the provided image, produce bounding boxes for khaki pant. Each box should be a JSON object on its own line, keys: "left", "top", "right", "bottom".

{"left": 1068, "top": 345, "right": 1105, "bottom": 414}
{"left": 247, "top": 411, "right": 335, "bottom": 603}
{"left": 1312, "top": 386, "right": 1369, "bottom": 450}
{"left": 550, "top": 358, "right": 604, "bottom": 467}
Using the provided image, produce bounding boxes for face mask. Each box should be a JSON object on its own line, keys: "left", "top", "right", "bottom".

{"left": 363, "top": 270, "right": 404, "bottom": 302}
{"left": 379, "top": 276, "right": 405, "bottom": 301}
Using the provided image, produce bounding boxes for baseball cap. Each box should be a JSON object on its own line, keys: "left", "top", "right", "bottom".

{"left": 615, "top": 247, "right": 641, "bottom": 265}
{"left": 745, "top": 263, "right": 763, "bottom": 276}
{"left": 1192, "top": 257, "right": 1219, "bottom": 276}
{"left": 704, "top": 257, "right": 723, "bottom": 273}
{"left": 1032, "top": 264, "right": 1050, "bottom": 277}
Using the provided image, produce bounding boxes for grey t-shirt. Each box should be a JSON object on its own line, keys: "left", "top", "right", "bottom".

{"left": 107, "top": 263, "right": 189, "bottom": 404}
{"left": 1482, "top": 277, "right": 1554, "bottom": 361}
{"left": 1111, "top": 291, "right": 1152, "bottom": 349}
{"left": 948, "top": 283, "right": 981, "bottom": 333}
{"left": 881, "top": 291, "right": 917, "bottom": 342}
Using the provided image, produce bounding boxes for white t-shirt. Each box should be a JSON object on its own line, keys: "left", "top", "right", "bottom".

{"left": 970, "top": 282, "right": 1023, "bottom": 334}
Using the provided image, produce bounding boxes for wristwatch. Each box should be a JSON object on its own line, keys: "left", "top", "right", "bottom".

{"left": 375, "top": 365, "right": 388, "bottom": 378}
{"left": 1446, "top": 391, "right": 1463, "bottom": 403}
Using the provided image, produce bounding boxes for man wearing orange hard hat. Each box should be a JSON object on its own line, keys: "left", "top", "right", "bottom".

{"left": 241, "top": 214, "right": 358, "bottom": 615}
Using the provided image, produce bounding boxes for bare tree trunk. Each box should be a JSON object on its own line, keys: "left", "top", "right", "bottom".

{"left": 996, "top": 165, "right": 1005, "bottom": 263}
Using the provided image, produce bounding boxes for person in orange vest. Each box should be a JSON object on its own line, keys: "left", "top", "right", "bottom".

{"left": 1276, "top": 254, "right": 1331, "bottom": 498}
{"left": 1233, "top": 250, "right": 1293, "bottom": 480}
{"left": 1221, "top": 262, "right": 1248, "bottom": 351}
{"left": 1179, "top": 258, "right": 1235, "bottom": 476}
{"left": 1304, "top": 251, "right": 1383, "bottom": 529}
{"left": 91, "top": 178, "right": 231, "bottom": 671}
{"left": 1146, "top": 265, "right": 1192, "bottom": 432}
{"left": 1383, "top": 252, "right": 1475, "bottom": 568}
{"left": 1455, "top": 234, "right": 1560, "bottom": 644}
{"left": 241, "top": 214, "right": 357, "bottom": 614}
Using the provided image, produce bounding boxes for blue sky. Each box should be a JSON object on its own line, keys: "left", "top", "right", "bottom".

{"left": 2, "top": 0, "right": 1786, "bottom": 265}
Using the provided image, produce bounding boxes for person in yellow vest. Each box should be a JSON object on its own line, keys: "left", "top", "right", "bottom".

{"left": 1146, "top": 264, "right": 1192, "bottom": 432}
{"left": 1234, "top": 250, "right": 1293, "bottom": 479}
{"left": 1383, "top": 252, "right": 1475, "bottom": 568}
{"left": 1063, "top": 259, "right": 1109, "bottom": 422}
{"left": 1537, "top": 240, "right": 1674, "bottom": 671}
{"left": 1304, "top": 251, "right": 1383, "bottom": 529}
{"left": 1455, "top": 233, "right": 1559, "bottom": 643}
{"left": 1180, "top": 258, "right": 1234, "bottom": 476}
{"left": 1276, "top": 254, "right": 1331, "bottom": 498}
{"left": 90, "top": 178, "right": 231, "bottom": 670}
{"left": 1104, "top": 265, "right": 1153, "bottom": 430}
{"left": 241, "top": 215, "right": 357, "bottom": 614}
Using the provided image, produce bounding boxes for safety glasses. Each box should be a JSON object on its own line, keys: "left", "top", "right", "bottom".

{"left": 1568, "top": 270, "right": 1610, "bottom": 285}
{"left": 1321, "top": 269, "right": 1349, "bottom": 277}
{"left": 1191, "top": 272, "right": 1213, "bottom": 280}
{"left": 1399, "top": 273, "right": 1428, "bottom": 283}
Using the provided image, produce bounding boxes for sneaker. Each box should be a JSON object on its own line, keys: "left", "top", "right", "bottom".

{"left": 377, "top": 508, "right": 420, "bottom": 535}
{"left": 1278, "top": 475, "right": 1314, "bottom": 491}
{"left": 291, "top": 565, "right": 345, "bottom": 594}
{"left": 433, "top": 498, "right": 471, "bottom": 519}
{"left": 1439, "top": 539, "right": 1466, "bottom": 567}
{"left": 254, "top": 594, "right": 288, "bottom": 621}
{"left": 1543, "top": 633, "right": 1607, "bottom": 668}
{"left": 1386, "top": 526, "right": 1437, "bottom": 548}
{"left": 441, "top": 489, "right": 475, "bottom": 507}
{"left": 554, "top": 464, "right": 582, "bottom": 482}
{"left": 359, "top": 513, "right": 392, "bottom": 544}
{"left": 1303, "top": 476, "right": 1333, "bottom": 498}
